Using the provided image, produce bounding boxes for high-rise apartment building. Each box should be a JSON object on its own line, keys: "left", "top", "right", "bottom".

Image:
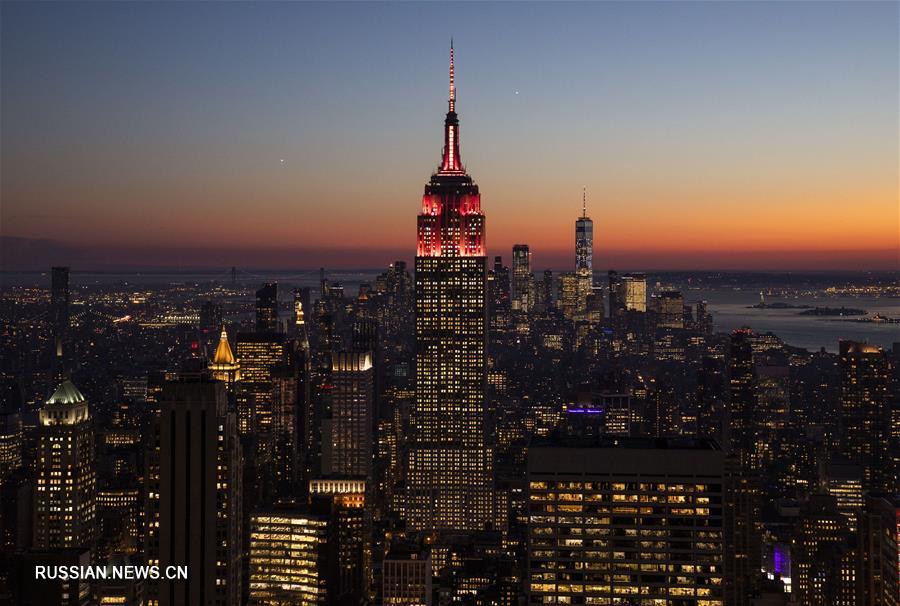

{"left": 409, "top": 44, "right": 492, "bottom": 532}
{"left": 146, "top": 375, "right": 242, "bottom": 606}
{"left": 527, "top": 436, "right": 725, "bottom": 605}
{"left": 33, "top": 381, "right": 96, "bottom": 552}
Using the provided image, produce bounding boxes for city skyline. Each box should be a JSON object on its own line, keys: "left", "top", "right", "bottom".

{"left": 1, "top": 6, "right": 899, "bottom": 600}
{"left": 2, "top": 1, "right": 898, "bottom": 272}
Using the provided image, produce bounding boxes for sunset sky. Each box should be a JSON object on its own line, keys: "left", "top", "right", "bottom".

{"left": 1, "top": 1, "right": 897, "bottom": 271}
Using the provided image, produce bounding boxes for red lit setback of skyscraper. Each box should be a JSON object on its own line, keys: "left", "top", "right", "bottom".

{"left": 417, "top": 42, "right": 485, "bottom": 257}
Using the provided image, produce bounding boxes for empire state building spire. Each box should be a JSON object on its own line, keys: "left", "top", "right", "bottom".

{"left": 440, "top": 40, "right": 463, "bottom": 174}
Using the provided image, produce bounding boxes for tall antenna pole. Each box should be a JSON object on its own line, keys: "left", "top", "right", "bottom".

{"left": 449, "top": 38, "right": 455, "bottom": 113}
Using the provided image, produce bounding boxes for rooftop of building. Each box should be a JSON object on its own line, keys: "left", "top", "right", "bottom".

{"left": 46, "top": 380, "right": 85, "bottom": 405}
{"left": 532, "top": 435, "right": 721, "bottom": 451}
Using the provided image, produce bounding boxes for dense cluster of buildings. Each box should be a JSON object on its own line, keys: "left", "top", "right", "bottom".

{"left": 0, "top": 46, "right": 897, "bottom": 606}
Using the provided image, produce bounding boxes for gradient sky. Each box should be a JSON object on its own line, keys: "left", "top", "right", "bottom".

{"left": 1, "top": 1, "right": 897, "bottom": 271}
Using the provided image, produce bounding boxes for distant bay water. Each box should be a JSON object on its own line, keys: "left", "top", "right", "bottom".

{"left": 2, "top": 269, "right": 898, "bottom": 353}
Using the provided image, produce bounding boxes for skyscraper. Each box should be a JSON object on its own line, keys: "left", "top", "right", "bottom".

{"left": 557, "top": 272, "right": 578, "bottom": 320}
{"left": 651, "top": 289, "right": 685, "bottom": 329}
{"left": 236, "top": 331, "right": 287, "bottom": 441}
{"left": 293, "top": 287, "right": 311, "bottom": 338}
{"left": 728, "top": 328, "right": 757, "bottom": 467}
{"left": 857, "top": 493, "right": 900, "bottom": 606}
{"left": 839, "top": 340, "right": 891, "bottom": 491}
{"left": 511, "top": 244, "right": 532, "bottom": 312}
{"left": 255, "top": 282, "right": 279, "bottom": 333}
{"left": 409, "top": 43, "right": 492, "bottom": 532}
{"left": 50, "top": 266, "right": 69, "bottom": 366}
{"left": 33, "top": 380, "right": 96, "bottom": 552}
{"left": 725, "top": 329, "right": 762, "bottom": 605}
{"left": 488, "top": 256, "right": 511, "bottom": 327}
{"left": 0, "top": 403, "right": 23, "bottom": 483}
{"left": 792, "top": 494, "right": 856, "bottom": 606}
{"left": 324, "top": 351, "right": 374, "bottom": 479}
{"left": 608, "top": 270, "right": 647, "bottom": 317}
{"left": 248, "top": 508, "right": 329, "bottom": 604}
{"left": 146, "top": 374, "right": 242, "bottom": 606}
{"left": 621, "top": 272, "right": 647, "bottom": 312}
{"left": 527, "top": 436, "right": 725, "bottom": 604}
{"left": 575, "top": 188, "right": 593, "bottom": 313}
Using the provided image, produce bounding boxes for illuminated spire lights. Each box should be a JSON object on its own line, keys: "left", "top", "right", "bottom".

{"left": 439, "top": 41, "right": 464, "bottom": 175}
{"left": 449, "top": 38, "right": 455, "bottom": 113}
{"left": 418, "top": 42, "right": 484, "bottom": 258}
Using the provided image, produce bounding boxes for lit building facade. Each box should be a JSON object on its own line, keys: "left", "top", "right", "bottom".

{"left": 308, "top": 480, "right": 370, "bottom": 601}
{"left": 409, "top": 43, "right": 493, "bottom": 532}
{"left": 652, "top": 289, "right": 685, "bottom": 329}
{"left": 236, "top": 331, "right": 287, "bottom": 443}
{"left": 34, "top": 381, "right": 96, "bottom": 552}
{"left": 0, "top": 406, "right": 23, "bottom": 482}
{"left": 383, "top": 543, "right": 433, "bottom": 605}
{"left": 527, "top": 437, "right": 725, "bottom": 604}
{"left": 325, "top": 351, "right": 374, "bottom": 479}
{"left": 512, "top": 244, "right": 532, "bottom": 313}
{"left": 249, "top": 509, "right": 329, "bottom": 605}
{"left": 558, "top": 273, "right": 578, "bottom": 320}
{"left": 621, "top": 272, "right": 647, "bottom": 312}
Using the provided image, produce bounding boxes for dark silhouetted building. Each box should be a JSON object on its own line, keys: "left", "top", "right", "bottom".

{"left": 256, "top": 282, "right": 279, "bottom": 333}
{"left": 146, "top": 375, "right": 242, "bottom": 606}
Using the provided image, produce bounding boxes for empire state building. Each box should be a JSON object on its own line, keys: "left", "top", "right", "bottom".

{"left": 408, "top": 44, "right": 493, "bottom": 531}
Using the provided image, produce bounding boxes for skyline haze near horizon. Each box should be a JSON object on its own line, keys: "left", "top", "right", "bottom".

{"left": 1, "top": 1, "right": 897, "bottom": 271}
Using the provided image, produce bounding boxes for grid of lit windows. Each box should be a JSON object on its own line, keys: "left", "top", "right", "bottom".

{"left": 249, "top": 513, "right": 329, "bottom": 605}
{"left": 527, "top": 440, "right": 725, "bottom": 605}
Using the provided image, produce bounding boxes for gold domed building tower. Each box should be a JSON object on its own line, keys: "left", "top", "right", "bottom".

{"left": 209, "top": 327, "right": 240, "bottom": 386}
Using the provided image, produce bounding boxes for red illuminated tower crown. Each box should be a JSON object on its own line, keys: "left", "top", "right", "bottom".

{"left": 416, "top": 42, "right": 485, "bottom": 257}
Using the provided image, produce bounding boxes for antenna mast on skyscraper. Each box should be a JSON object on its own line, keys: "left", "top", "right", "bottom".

{"left": 449, "top": 38, "right": 455, "bottom": 113}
